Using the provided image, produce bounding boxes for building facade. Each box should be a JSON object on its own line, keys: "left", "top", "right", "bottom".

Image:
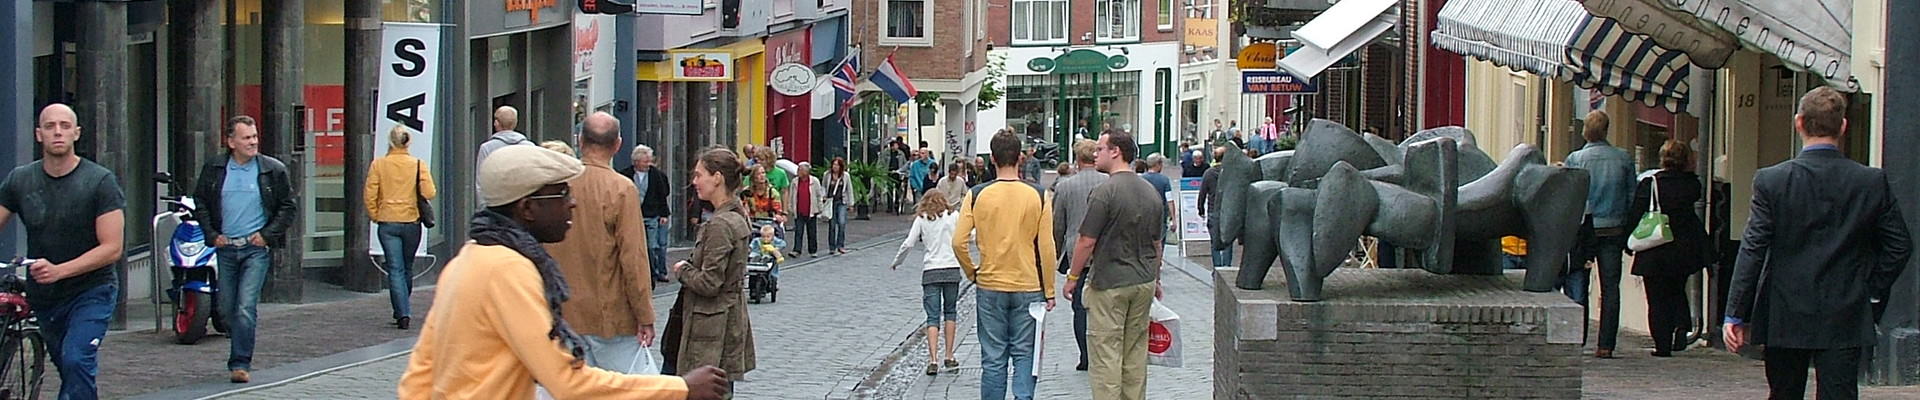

{"left": 849, "top": 0, "right": 992, "bottom": 162}
{"left": 979, "top": 0, "right": 1184, "bottom": 159}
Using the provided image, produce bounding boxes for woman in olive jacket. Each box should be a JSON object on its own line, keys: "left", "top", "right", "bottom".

{"left": 665, "top": 148, "right": 757, "bottom": 391}
{"left": 1629, "top": 140, "right": 1710, "bottom": 357}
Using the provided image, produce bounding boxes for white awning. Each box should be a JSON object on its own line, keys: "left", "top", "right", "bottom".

{"left": 1670, "top": 0, "right": 1856, "bottom": 91}
{"left": 1275, "top": 0, "right": 1398, "bottom": 79}
{"left": 812, "top": 79, "right": 835, "bottom": 119}
{"left": 1431, "top": 0, "right": 1695, "bottom": 113}
{"left": 1579, "top": 0, "right": 1737, "bottom": 69}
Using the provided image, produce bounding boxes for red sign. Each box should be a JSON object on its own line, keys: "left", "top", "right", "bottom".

{"left": 238, "top": 85, "right": 347, "bottom": 167}
{"left": 507, "top": 0, "right": 559, "bottom": 21}
{"left": 1148, "top": 321, "right": 1173, "bottom": 353}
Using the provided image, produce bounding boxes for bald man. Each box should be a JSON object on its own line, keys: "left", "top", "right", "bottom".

{"left": 477, "top": 105, "right": 534, "bottom": 176}
{"left": 0, "top": 104, "right": 126, "bottom": 398}
{"left": 540, "top": 112, "right": 660, "bottom": 372}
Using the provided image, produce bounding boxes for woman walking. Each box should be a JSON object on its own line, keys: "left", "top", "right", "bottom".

{"left": 1630, "top": 141, "right": 1709, "bottom": 357}
{"left": 662, "top": 147, "right": 757, "bottom": 396}
{"left": 364, "top": 125, "right": 436, "bottom": 330}
{"left": 889, "top": 190, "right": 964, "bottom": 376}
{"left": 825, "top": 158, "right": 853, "bottom": 254}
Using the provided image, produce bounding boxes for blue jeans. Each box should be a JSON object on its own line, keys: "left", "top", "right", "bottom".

{"left": 376, "top": 223, "right": 422, "bottom": 320}
{"left": 1211, "top": 246, "right": 1235, "bottom": 268}
{"left": 37, "top": 284, "right": 114, "bottom": 400}
{"left": 829, "top": 203, "right": 848, "bottom": 250}
{"left": 976, "top": 289, "right": 1043, "bottom": 400}
{"left": 645, "top": 218, "right": 670, "bottom": 281}
{"left": 922, "top": 282, "right": 960, "bottom": 327}
{"left": 217, "top": 244, "right": 272, "bottom": 371}
{"left": 1591, "top": 234, "right": 1625, "bottom": 350}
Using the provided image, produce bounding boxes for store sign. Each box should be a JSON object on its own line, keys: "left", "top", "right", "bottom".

{"left": 633, "top": 0, "right": 704, "bottom": 15}
{"left": 770, "top": 63, "right": 816, "bottom": 96}
{"left": 573, "top": 16, "right": 605, "bottom": 78}
{"left": 1028, "top": 49, "right": 1129, "bottom": 74}
{"left": 1241, "top": 70, "right": 1316, "bottom": 94}
{"left": 374, "top": 22, "right": 443, "bottom": 256}
{"left": 1238, "top": 42, "right": 1276, "bottom": 70}
{"left": 1185, "top": 18, "right": 1218, "bottom": 48}
{"left": 506, "top": 0, "right": 560, "bottom": 21}
{"left": 670, "top": 51, "right": 733, "bottom": 81}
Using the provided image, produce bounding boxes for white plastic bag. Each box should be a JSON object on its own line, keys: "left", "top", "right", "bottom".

{"left": 1147, "top": 300, "right": 1183, "bottom": 367}
{"left": 1029, "top": 302, "right": 1049, "bottom": 377}
{"left": 536, "top": 346, "right": 660, "bottom": 399}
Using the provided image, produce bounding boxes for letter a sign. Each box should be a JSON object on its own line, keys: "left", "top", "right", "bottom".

{"left": 374, "top": 22, "right": 442, "bottom": 254}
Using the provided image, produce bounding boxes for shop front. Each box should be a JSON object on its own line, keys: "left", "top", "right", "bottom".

{"left": 982, "top": 43, "right": 1179, "bottom": 159}
{"left": 635, "top": 39, "right": 765, "bottom": 241}
{"left": 766, "top": 28, "right": 814, "bottom": 161}
{"left": 467, "top": 0, "right": 576, "bottom": 146}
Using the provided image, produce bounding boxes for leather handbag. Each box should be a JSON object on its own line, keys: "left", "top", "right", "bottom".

{"left": 415, "top": 161, "right": 436, "bottom": 228}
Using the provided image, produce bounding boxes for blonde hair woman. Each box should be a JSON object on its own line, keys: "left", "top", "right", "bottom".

{"left": 888, "top": 190, "right": 964, "bottom": 376}
{"left": 364, "top": 125, "right": 437, "bottom": 329}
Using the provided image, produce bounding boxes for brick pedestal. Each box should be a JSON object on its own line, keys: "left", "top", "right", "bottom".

{"left": 1215, "top": 268, "right": 1584, "bottom": 399}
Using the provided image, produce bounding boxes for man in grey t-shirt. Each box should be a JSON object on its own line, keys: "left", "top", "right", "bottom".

{"left": 1064, "top": 131, "right": 1166, "bottom": 400}
{"left": 1049, "top": 138, "right": 1106, "bottom": 370}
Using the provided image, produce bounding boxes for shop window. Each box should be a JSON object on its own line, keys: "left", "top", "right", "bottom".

{"left": 881, "top": 0, "right": 933, "bottom": 46}
{"left": 1012, "top": 0, "right": 1069, "bottom": 45}
{"left": 1096, "top": 0, "right": 1141, "bottom": 43}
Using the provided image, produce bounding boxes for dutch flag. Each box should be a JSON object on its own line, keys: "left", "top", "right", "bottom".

{"left": 871, "top": 55, "right": 919, "bottom": 104}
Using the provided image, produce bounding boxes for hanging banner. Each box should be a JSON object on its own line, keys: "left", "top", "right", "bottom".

{"left": 373, "top": 22, "right": 443, "bottom": 256}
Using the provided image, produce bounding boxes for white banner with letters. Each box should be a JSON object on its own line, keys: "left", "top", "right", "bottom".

{"left": 372, "top": 22, "right": 442, "bottom": 257}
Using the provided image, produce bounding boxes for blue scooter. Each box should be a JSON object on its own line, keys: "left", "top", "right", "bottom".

{"left": 155, "top": 172, "right": 225, "bottom": 344}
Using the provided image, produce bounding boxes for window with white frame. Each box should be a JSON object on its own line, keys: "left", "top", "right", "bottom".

{"left": 882, "top": 0, "right": 933, "bottom": 46}
{"left": 1013, "top": 0, "right": 1069, "bottom": 44}
{"left": 1157, "top": 0, "right": 1174, "bottom": 30}
{"left": 1096, "top": 0, "right": 1141, "bottom": 42}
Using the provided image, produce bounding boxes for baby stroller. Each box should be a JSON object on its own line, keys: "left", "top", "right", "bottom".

{"left": 746, "top": 218, "right": 783, "bottom": 304}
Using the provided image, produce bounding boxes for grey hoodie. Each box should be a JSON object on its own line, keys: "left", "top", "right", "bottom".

{"left": 475, "top": 130, "right": 534, "bottom": 199}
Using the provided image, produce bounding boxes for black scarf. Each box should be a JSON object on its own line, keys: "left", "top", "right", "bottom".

{"left": 468, "top": 210, "right": 588, "bottom": 368}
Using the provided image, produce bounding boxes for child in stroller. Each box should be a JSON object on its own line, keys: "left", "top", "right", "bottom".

{"left": 746, "top": 220, "right": 784, "bottom": 303}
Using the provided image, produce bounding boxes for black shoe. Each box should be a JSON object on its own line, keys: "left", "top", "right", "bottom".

{"left": 654, "top": 275, "right": 670, "bottom": 283}
{"left": 396, "top": 317, "right": 411, "bottom": 330}
{"left": 926, "top": 363, "right": 939, "bottom": 376}
{"left": 1651, "top": 350, "right": 1673, "bottom": 358}
{"left": 1074, "top": 361, "right": 1088, "bottom": 371}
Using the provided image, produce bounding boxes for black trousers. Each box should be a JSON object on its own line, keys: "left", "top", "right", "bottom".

{"left": 1641, "top": 274, "right": 1692, "bottom": 352}
{"left": 794, "top": 216, "right": 819, "bottom": 254}
{"left": 1071, "top": 276, "right": 1088, "bottom": 366}
{"left": 1764, "top": 346, "right": 1862, "bottom": 400}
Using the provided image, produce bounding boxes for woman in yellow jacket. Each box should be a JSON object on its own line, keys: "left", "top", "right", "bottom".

{"left": 365, "top": 126, "right": 436, "bottom": 329}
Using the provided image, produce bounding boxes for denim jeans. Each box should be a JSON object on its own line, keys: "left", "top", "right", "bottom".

{"left": 37, "top": 284, "right": 114, "bottom": 400}
{"left": 645, "top": 218, "right": 670, "bottom": 281}
{"left": 1591, "top": 234, "right": 1625, "bottom": 350}
{"left": 1211, "top": 246, "right": 1235, "bottom": 268}
{"left": 922, "top": 282, "right": 960, "bottom": 327}
{"left": 217, "top": 244, "right": 272, "bottom": 371}
{"left": 976, "top": 289, "right": 1043, "bottom": 400}
{"left": 829, "top": 203, "right": 848, "bottom": 250}
{"left": 376, "top": 223, "right": 422, "bottom": 320}
{"left": 794, "top": 216, "right": 819, "bottom": 255}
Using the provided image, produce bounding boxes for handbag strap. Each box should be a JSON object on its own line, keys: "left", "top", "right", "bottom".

{"left": 414, "top": 160, "right": 425, "bottom": 199}
{"left": 1647, "top": 176, "right": 1662, "bottom": 213}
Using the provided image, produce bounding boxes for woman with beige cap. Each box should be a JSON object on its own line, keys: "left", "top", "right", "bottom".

{"left": 399, "top": 145, "right": 729, "bottom": 400}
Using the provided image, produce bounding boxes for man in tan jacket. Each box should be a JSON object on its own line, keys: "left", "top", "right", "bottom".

{"left": 543, "top": 112, "right": 659, "bottom": 370}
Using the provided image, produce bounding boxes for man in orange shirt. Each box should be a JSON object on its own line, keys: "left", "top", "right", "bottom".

{"left": 399, "top": 145, "right": 726, "bottom": 400}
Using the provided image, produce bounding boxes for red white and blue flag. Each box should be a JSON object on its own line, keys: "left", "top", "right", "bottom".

{"left": 831, "top": 51, "right": 860, "bottom": 128}
{"left": 871, "top": 55, "right": 919, "bottom": 104}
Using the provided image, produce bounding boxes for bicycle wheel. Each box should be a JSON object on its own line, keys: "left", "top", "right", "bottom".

{"left": 0, "top": 330, "right": 46, "bottom": 400}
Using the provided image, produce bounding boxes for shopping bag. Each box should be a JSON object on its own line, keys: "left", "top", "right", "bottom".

{"left": 1029, "top": 302, "right": 1049, "bottom": 377}
{"left": 536, "top": 346, "right": 660, "bottom": 399}
{"left": 1628, "top": 178, "right": 1674, "bottom": 252}
{"left": 1147, "top": 300, "right": 1183, "bottom": 367}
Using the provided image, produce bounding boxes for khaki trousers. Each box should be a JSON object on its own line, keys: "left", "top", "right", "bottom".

{"left": 1086, "top": 281, "right": 1155, "bottom": 400}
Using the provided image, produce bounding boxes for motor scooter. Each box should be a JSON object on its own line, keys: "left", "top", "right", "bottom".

{"left": 154, "top": 172, "right": 225, "bottom": 344}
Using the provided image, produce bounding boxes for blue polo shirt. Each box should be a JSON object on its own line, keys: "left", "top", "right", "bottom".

{"left": 221, "top": 157, "right": 268, "bottom": 239}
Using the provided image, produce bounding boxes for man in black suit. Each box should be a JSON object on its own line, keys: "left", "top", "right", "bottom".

{"left": 620, "top": 144, "right": 674, "bottom": 283}
{"left": 1724, "top": 87, "right": 1912, "bottom": 400}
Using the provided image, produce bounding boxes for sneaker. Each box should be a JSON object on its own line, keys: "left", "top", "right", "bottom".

{"left": 230, "top": 370, "right": 251, "bottom": 383}
{"left": 926, "top": 363, "right": 939, "bottom": 376}
{"left": 943, "top": 359, "right": 959, "bottom": 369}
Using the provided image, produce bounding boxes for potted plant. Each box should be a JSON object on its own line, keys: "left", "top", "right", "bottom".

{"left": 848, "top": 162, "right": 893, "bottom": 220}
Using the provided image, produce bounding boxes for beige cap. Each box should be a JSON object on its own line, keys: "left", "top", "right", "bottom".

{"left": 480, "top": 145, "right": 585, "bottom": 207}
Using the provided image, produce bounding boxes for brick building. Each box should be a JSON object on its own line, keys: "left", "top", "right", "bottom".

{"left": 849, "top": 0, "right": 992, "bottom": 162}
{"left": 978, "top": 0, "right": 1185, "bottom": 159}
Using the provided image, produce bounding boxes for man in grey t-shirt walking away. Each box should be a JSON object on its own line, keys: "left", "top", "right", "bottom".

{"left": 1050, "top": 138, "right": 1106, "bottom": 371}
{"left": 1064, "top": 131, "right": 1166, "bottom": 400}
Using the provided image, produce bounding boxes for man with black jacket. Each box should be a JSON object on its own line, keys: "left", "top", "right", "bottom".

{"left": 1724, "top": 87, "right": 1912, "bottom": 400}
{"left": 194, "top": 115, "right": 299, "bottom": 384}
{"left": 620, "top": 144, "right": 672, "bottom": 283}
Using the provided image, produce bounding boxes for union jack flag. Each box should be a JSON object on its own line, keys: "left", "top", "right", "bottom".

{"left": 831, "top": 50, "right": 861, "bottom": 128}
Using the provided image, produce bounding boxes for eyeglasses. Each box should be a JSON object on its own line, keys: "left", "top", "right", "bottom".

{"left": 527, "top": 189, "right": 571, "bottom": 202}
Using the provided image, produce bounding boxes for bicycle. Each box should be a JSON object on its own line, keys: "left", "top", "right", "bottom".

{"left": 0, "top": 258, "right": 47, "bottom": 400}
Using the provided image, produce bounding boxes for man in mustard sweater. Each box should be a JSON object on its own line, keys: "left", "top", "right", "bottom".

{"left": 954, "top": 131, "right": 1058, "bottom": 400}
{"left": 399, "top": 145, "right": 727, "bottom": 400}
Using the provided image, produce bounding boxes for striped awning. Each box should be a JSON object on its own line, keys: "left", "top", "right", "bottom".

{"left": 1431, "top": 0, "right": 1693, "bottom": 113}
